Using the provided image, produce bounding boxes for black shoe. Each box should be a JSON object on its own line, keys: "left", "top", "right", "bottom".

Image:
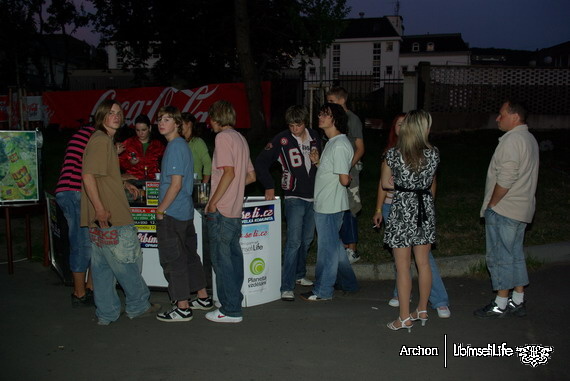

{"left": 71, "top": 289, "right": 94, "bottom": 308}
{"left": 189, "top": 297, "right": 214, "bottom": 310}
{"left": 506, "top": 299, "right": 527, "bottom": 317}
{"left": 473, "top": 301, "right": 507, "bottom": 318}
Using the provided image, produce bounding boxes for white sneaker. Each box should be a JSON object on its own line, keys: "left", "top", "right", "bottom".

{"left": 281, "top": 291, "right": 295, "bottom": 301}
{"left": 388, "top": 298, "right": 399, "bottom": 307}
{"left": 296, "top": 278, "right": 313, "bottom": 286}
{"left": 346, "top": 248, "right": 360, "bottom": 264}
{"left": 437, "top": 306, "right": 451, "bottom": 318}
{"left": 205, "top": 309, "right": 243, "bottom": 323}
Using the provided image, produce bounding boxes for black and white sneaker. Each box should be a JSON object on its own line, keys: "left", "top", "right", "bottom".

{"left": 156, "top": 307, "right": 193, "bottom": 322}
{"left": 506, "top": 299, "right": 527, "bottom": 317}
{"left": 189, "top": 297, "right": 214, "bottom": 310}
{"left": 473, "top": 301, "right": 506, "bottom": 318}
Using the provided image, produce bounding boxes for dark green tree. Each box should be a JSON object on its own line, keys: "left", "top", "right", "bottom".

{"left": 0, "top": 0, "right": 38, "bottom": 91}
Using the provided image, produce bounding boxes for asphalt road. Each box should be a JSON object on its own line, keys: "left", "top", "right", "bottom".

{"left": 1, "top": 259, "right": 568, "bottom": 380}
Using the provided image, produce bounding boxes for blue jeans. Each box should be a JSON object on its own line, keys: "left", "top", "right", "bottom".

{"left": 313, "top": 211, "right": 359, "bottom": 299}
{"left": 383, "top": 203, "right": 449, "bottom": 308}
{"left": 340, "top": 210, "right": 358, "bottom": 245}
{"left": 485, "top": 208, "right": 529, "bottom": 290}
{"left": 207, "top": 211, "right": 244, "bottom": 317}
{"left": 90, "top": 224, "right": 150, "bottom": 324}
{"left": 55, "top": 191, "right": 92, "bottom": 272}
{"left": 281, "top": 198, "right": 315, "bottom": 292}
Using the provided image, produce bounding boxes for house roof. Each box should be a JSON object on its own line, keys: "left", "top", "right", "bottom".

{"left": 401, "top": 33, "right": 469, "bottom": 53}
{"left": 338, "top": 17, "right": 400, "bottom": 39}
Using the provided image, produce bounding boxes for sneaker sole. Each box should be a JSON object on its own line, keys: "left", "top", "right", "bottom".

{"left": 205, "top": 316, "right": 243, "bottom": 323}
{"left": 190, "top": 305, "right": 214, "bottom": 311}
{"left": 156, "top": 316, "right": 193, "bottom": 323}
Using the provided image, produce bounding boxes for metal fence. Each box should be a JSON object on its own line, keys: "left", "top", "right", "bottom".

{"left": 271, "top": 70, "right": 403, "bottom": 128}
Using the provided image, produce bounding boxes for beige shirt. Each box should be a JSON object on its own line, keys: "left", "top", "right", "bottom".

{"left": 81, "top": 131, "right": 134, "bottom": 227}
{"left": 481, "top": 124, "right": 539, "bottom": 223}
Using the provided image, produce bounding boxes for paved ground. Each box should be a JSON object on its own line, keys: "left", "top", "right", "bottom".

{"left": 1, "top": 257, "right": 568, "bottom": 381}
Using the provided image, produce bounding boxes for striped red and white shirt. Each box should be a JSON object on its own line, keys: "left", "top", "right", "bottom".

{"left": 55, "top": 126, "right": 96, "bottom": 193}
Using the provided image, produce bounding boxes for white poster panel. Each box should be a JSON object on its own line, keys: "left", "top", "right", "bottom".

{"left": 212, "top": 197, "right": 282, "bottom": 307}
{"left": 26, "top": 96, "right": 43, "bottom": 122}
{"left": 139, "top": 207, "right": 203, "bottom": 288}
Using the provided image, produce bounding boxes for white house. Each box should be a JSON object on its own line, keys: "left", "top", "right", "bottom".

{"left": 399, "top": 33, "right": 470, "bottom": 74}
{"left": 300, "top": 16, "right": 403, "bottom": 90}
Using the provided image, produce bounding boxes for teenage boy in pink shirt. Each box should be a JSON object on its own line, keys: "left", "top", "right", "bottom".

{"left": 204, "top": 100, "right": 256, "bottom": 323}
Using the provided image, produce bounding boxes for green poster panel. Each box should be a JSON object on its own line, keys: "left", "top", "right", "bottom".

{"left": 0, "top": 131, "right": 39, "bottom": 202}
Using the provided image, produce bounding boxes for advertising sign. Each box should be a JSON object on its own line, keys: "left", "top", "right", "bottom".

{"left": 42, "top": 82, "right": 272, "bottom": 130}
{"left": 212, "top": 197, "right": 282, "bottom": 307}
{"left": 0, "top": 130, "right": 39, "bottom": 202}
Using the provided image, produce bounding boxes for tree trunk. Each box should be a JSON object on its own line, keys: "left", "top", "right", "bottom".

{"left": 234, "top": 0, "right": 266, "bottom": 141}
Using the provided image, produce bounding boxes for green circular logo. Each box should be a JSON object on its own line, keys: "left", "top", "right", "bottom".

{"left": 250, "top": 258, "right": 265, "bottom": 275}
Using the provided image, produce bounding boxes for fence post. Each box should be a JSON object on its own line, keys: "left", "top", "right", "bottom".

{"left": 417, "top": 62, "right": 432, "bottom": 111}
{"left": 402, "top": 71, "right": 418, "bottom": 112}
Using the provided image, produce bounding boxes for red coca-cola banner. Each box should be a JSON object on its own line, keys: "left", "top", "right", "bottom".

{"left": 42, "top": 82, "right": 271, "bottom": 129}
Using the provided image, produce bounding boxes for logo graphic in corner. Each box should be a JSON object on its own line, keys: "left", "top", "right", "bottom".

{"left": 250, "top": 258, "right": 265, "bottom": 275}
{"left": 516, "top": 344, "right": 554, "bottom": 367}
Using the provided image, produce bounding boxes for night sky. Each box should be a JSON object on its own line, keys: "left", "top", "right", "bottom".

{"left": 72, "top": 0, "right": 570, "bottom": 51}
{"left": 347, "top": 0, "right": 570, "bottom": 50}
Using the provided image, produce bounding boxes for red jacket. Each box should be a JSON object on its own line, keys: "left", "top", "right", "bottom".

{"left": 119, "top": 137, "right": 165, "bottom": 179}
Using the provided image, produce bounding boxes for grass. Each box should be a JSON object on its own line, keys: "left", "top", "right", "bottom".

{"left": 25, "top": 125, "right": 570, "bottom": 265}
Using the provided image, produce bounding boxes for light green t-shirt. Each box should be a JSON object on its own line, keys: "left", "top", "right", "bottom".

{"left": 313, "top": 134, "right": 353, "bottom": 214}
{"left": 188, "top": 137, "right": 212, "bottom": 181}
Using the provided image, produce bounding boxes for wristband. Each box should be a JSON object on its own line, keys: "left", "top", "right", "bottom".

{"left": 156, "top": 210, "right": 166, "bottom": 215}
{"left": 375, "top": 208, "right": 382, "bottom": 213}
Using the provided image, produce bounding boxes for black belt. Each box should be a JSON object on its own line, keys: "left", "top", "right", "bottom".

{"left": 395, "top": 184, "right": 431, "bottom": 227}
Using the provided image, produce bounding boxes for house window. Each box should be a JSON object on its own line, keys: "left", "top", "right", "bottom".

{"left": 386, "top": 65, "right": 393, "bottom": 75}
{"left": 386, "top": 42, "right": 393, "bottom": 52}
{"left": 412, "top": 42, "right": 420, "bottom": 52}
{"left": 427, "top": 42, "right": 435, "bottom": 51}
{"left": 332, "top": 44, "right": 340, "bottom": 79}
{"left": 372, "top": 42, "right": 382, "bottom": 89}
{"left": 309, "top": 67, "right": 316, "bottom": 75}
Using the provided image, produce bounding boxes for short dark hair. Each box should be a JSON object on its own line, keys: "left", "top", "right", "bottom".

{"left": 504, "top": 99, "right": 528, "bottom": 123}
{"left": 134, "top": 114, "right": 151, "bottom": 126}
{"left": 285, "top": 105, "right": 309, "bottom": 126}
{"left": 181, "top": 112, "right": 196, "bottom": 125}
{"left": 326, "top": 86, "right": 348, "bottom": 101}
{"left": 320, "top": 102, "right": 347, "bottom": 134}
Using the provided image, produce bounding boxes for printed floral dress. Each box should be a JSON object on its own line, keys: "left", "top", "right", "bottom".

{"left": 383, "top": 147, "right": 439, "bottom": 248}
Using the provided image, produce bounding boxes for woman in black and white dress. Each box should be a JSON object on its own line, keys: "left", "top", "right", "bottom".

{"left": 382, "top": 109, "right": 439, "bottom": 332}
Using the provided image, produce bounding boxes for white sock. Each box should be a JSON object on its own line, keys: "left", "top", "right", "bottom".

{"left": 495, "top": 296, "right": 508, "bottom": 310}
{"left": 512, "top": 291, "right": 524, "bottom": 305}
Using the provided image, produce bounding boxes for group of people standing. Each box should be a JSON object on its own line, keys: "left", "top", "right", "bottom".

{"left": 55, "top": 90, "right": 539, "bottom": 329}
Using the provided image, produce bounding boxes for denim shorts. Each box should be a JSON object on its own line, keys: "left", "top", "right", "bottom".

{"left": 55, "top": 191, "right": 92, "bottom": 272}
{"left": 89, "top": 224, "right": 142, "bottom": 264}
{"left": 484, "top": 208, "right": 529, "bottom": 290}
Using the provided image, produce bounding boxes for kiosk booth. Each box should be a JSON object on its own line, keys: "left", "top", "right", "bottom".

{"left": 47, "top": 182, "right": 282, "bottom": 308}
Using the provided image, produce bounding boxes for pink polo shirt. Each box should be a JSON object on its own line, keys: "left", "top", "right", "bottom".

{"left": 211, "top": 128, "right": 254, "bottom": 218}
